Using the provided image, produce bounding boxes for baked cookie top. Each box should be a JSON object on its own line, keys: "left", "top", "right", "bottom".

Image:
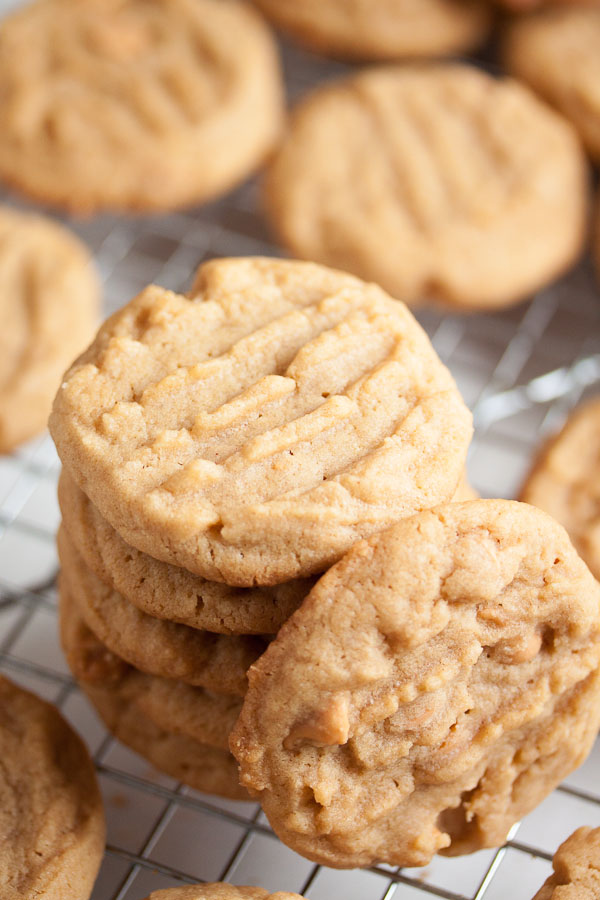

{"left": 520, "top": 396, "right": 600, "bottom": 581}
{"left": 58, "top": 470, "right": 310, "bottom": 634}
{"left": 59, "top": 586, "right": 242, "bottom": 751}
{"left": 142, "top": 885, "right": 305, "bottom": 899}
{"left": 0, "top": 675, "right": 105, "bottom": 900}
{"left": 0, "top": 206, "right": 98, "bottom": 453}
{"left": 503, "top": 7, "right": 600, "bottom": 162}
{"left": 58, "top": 526, "right": 266, "bottom": 695}
{"left": 252, "top": 0, "right": 491, "bottom": 61}
{"left": 265, "top": 64, "right": 587, "bottom": 311}
{"left": 230, "top": 500, "right": 600, "bottom": 868}
{"left": 533, "top": 827, "right": 600, "bottom": 900}
{"left": 50, "top": 257, "right": 472, "bottom": 586}
{"left": 0, "top": 0, "right": 283, "bottom": 213}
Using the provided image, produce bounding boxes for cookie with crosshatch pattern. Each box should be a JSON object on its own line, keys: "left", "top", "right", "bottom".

{"left": 532, "top": 827, "right": 600, "bottom": 900}
{"left": 264, "top": 64, "right": 587, "bottom": 311}
{"left": 252, "top": 0, "right": 492, "bottom": 61}
{"left": 0, "top": 205, "right": 99, "bottom": 453}
{"left": 58, "top": 524, "right": 266, "bottom": 695}
{"left": 50, "top": 257, "right": 472, "bottom": 587}
{"left": 230, "top": 500, "right": 600, "bottom": 868}
{"left": 520, "top": 395, "right": 600, "bottom": 581}
{"left": 503, "top": 7, "right": 600, "bottom": 163}
{"left": 0, "top": 0, "right": 283, "bottom": 213}
{"left": 60, "top": 585, "right": 248, "bottom": 800}
{"left": 0, "top": 675, "right": 105, "bottom": 900}
{"left": 142, "top": 886, "right": 306, "bottom": 899}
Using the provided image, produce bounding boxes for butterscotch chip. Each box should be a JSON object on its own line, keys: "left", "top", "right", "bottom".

{"left": 532, "top": 827, "right": 600, "bottom": 900}
{"left": 0, "top": 675, "right": 105, "bottom": 900}
{"left": 50, "top": 257, "right": 472, "bottom": 586}
{"left": 230, "top": 500, "right": 600, "bottom": 869}
{"left": 521, "top": 397, "right": 600, "bottom": 580}
{"left": 0, "top": 206, "right": 98, "bottom": 453}
{"left": 59, "top": 470, "right": 310, "bottom": 635}
{"left": 59, "top": 586, "right": 241, "bottom": 751}
{"left": 503, "top": 8, "right": 600, "bottom": 162}
{"left": 252, "top": 0, "right": 491, "bottom": 61}
{"left": 0, "top": 0, "right": 283, "bottom": 213}
{"left": 265, "top": 64, "right": 587, "bottom": 311}
{"left": 142, "top": 884, "right": 305, "bottom": 899}
{"left": 58, "top": 526, "right": 265, "bottom": 696}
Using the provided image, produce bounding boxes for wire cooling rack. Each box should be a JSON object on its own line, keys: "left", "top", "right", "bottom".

{"left": 1, "top": 6, "right": 600, "bottom": 898}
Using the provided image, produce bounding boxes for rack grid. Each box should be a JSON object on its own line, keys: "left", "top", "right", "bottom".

{"left": 1, "top": 6, "right": 600, "bottom": 898}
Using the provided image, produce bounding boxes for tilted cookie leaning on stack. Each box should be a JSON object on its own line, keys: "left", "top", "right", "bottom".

{"left": 50, "top": 256, "right": 473, "bottom": 800}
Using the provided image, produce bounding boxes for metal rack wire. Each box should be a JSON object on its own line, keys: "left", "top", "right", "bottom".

{"left": 1, "top": 6, "right": 599, "bottom": 898}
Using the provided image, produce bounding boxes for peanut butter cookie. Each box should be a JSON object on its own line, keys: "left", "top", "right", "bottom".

{"left": 520, "top": 396, "right": 600, "bottom": 580}
{"left": 50, "top": 257, "right": 472, "bottom": 586}
{"left": 59, "top": 470, "right": 310, "bottom": 635}
{"left": 58, "top": 526, "right": 266, "bottom": 695}
{"left": 231, "top": 500, "right": 600, "bottom": 868}
{"left": 143, "top": 885, "right": 305, "bottom": 899}
{"left": 252, "top": 0, "right": 491, "bottom": 61}
{"left": 0, "top": 206, "right": 98, "bottom": 453}
{"left": 503, "top": 7, "right": 600, "bottom": 162}
{"left": 265, "top": 65, "right": 587, "bottom": 311}
{"left": 0, "top": 0, "right": 283, "bottom": 213}
{"left": 0, "top": 675, "right": 105, "bottom": 900}
{"left": 533, "top": 827, "right": 600, "bottom": 899}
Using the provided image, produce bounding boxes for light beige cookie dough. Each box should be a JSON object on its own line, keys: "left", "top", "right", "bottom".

{"left": 0, "top": 0, "right": 284, "bottom": 213}
{"left": 503, "top": 7, "right": 600, "bottom": 162}
{"left": 58, "top": 470, "right": 311, "bottom": 635}
{"left": 520, "top": 396, "right": 600, "bottom": 580}
{"left": 58, "top": 526, "right": 266, "bottom": 695}
{"left": 50, "top": 257, "right": 472, "bottom": 586}
{"left": 0, "top": 206, "right": 99, "bottom": 453}
{"left": 143, "top": 884, "right": 306, "bottom": 899}
{"left": 265, "top": 64, "right": 587, "bottom": 312}
{"left": 252, "top": 0, "right": 492, "bottom": 61}
{"left": 532, "top": 827, "right": 600, "bottom": 899}
{"left": 231, "top": 500, "right": 600, "bottom": 869}
{"left": 0, "top": 675, "right": 105, "bottom": 900}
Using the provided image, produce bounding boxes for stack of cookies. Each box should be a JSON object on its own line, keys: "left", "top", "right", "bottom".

{"left": 51, "top": 255, "right": 473, "bottom": 800}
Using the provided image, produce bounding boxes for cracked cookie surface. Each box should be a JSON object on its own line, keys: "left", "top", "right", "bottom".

{"left": 50, "top": 257, "right": 472, "bottom": 586}
{"left": 0, "top": 675, "right": 105, "bottom": 900}
{"left": 0, "top": 0, "right": 283, "bottom": 212}
{"left": 520, "top": 397, "right": 600, "bottom": 581}
{"left": 0, "top": 206, "right": 98, "bottom": 452}
{"left": 252, "top": 0, "right": 491, "bottom": 61}
{"left": 230, "top": 500, "right": 600, "bottom": 868}
{"left": 265, "top": 64, "right": 586, "bottom": 311}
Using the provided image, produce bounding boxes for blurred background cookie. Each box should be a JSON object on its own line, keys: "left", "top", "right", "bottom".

{"left": 532, "top": 827, "right": 600, "bottom": 899}
{"left": 0, "top": 0, "right": 284, "bottom": 213}
{"left": 265, "top": 64, "right": 587, "bottom": 312}
{"left": 251, "top": 0, "right": 492, "bottom": 61}
{"left": 503, "top": 7, "right": 600, "bottom": 163}
{"left": 141, "top": 884, "right": 307, "bottom": 899}
{"left": 0, "top": 205, "right": 98, "bottom": 453}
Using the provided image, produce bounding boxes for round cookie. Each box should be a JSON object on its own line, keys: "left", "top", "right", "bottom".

{"left": 0, "top": 206, "right": 99, "bottom": 453}
{"left": 230, "top": 500, "right": 600, "bottom": 868}
{"left": 0, "top": 0, "right": 283, "bottom": 213}
{"left": 251, "top": 0, "right": 492, "bottom": 62}
{"left": 532, "top": 827, "right": 600, "bottom": 900}
{"left": 520, "top": 397, "right": 600, "bottom": 581}
{"left": 503, "top": 7, "right": 600, "bottom": 163}
{"left": 59, "top": 586, "right": 242, "bottom": 751}
{"left": 58, "top": 470, "right": 310, "bottom": 635}
{"left": 265, "top": 64, "right": 587, "bottom": 312}
{"left": 49, "top": 256, "right": 473, "bottom": 586}
{"left": 142, "top": 885, "right": 305, "bottom": 899}
{"left": 0, "top": 675, "right": 105, "bottom": 900}
{"left": 58, "top": 526, "right": 266, "bottom": 696}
